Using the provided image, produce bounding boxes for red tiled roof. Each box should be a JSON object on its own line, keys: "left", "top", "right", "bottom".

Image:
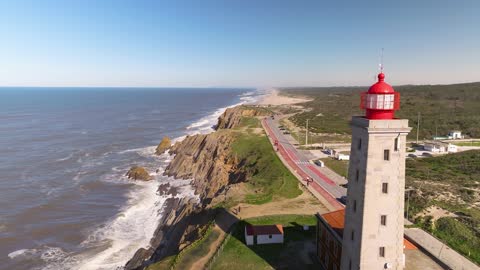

{"left": 245, "top": 224, "right": 284, "bottom": 236}
{"left": 319, "top": 209, "right": 419, "bottom": 250}
{"left": 321, "top": 209, "right": 346, "bottom": 237}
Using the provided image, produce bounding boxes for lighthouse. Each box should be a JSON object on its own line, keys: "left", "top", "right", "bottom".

{"left": 340, "top": 72, "right": 411, "bottom": 270}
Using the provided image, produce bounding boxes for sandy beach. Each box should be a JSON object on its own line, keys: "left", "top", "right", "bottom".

{"left": 257, "top": 89, "right": 311, "bottom": 106}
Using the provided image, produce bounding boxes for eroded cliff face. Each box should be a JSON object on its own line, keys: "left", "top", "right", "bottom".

{"left": 164, "top": 106, "right": 263, "bottom": 203}
{"left": 164, "top": 131, "right": 243, "bottom": 204}
{"left": 216, "top": 106, "right": 263, "bottom": 129}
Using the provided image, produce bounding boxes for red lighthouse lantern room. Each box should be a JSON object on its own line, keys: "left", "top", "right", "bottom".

{"left": 361, "top": 72, "right": 400, "bottom": 120}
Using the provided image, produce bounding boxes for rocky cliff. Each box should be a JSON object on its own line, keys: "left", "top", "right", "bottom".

{"left": 163, "top": 105, "right": 265, "bottom": 203}
{"left": 125, "top": 105, "right": 263, "bottom": 269}
{"left": 164, "top": 131, "right": 244, "bottom": 204}
{"left": 216, "top": 105, "right": 264, "bottom": 129}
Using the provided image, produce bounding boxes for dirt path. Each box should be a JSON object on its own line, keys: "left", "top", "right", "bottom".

{"left": 231, "top": 189, "right": 329, "bottom": 220}
{"left": 188, "top": 211, "right": 237, "bottom": 270}
{"left": 188, "top": 225, "right": 225, "bottom": 270}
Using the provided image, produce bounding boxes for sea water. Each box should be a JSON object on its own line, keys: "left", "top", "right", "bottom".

{"left": 0, "top": 87, "right": 261, "bottom": 270}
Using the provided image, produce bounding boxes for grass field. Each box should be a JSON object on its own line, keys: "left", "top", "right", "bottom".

{"left": 211, "top": 215, "right": 318, "bottom": 270}
{"left": 455, "top": 141, "right": 480, "bottom": 147}
{"left": 281, "top": 82, "right": 480, "bottom": 140}
{"left": 231, "top": 117, "right": 302, "bottom": 204}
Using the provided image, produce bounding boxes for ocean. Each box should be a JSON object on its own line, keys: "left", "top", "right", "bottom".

{"left": 0, "top": 87, "right": 261, "bottom": 270}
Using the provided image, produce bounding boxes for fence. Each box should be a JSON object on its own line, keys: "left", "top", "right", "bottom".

{"left": 203, "top": 224, "right": 236, "bottom": 270}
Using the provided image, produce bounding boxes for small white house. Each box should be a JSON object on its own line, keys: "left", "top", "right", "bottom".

{"left": 448, "top": 130, "right": 463, "bottom": 139}
{"left": 245, "top": 224, "right": 284, "bottom": 245}
{"left": 447, "top": 144, "right": 458, "bottom": 153}
{"left": 337, "top": 154, "right": 350, "bottom": 161}
{"left": 424, "top": 142, "right": 443, "bottom": 153}
{"left": 424, "top": 141, "right": 458, "bottom": 153}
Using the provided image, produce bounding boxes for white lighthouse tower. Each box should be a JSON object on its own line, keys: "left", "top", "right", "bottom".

{"left": 340, "top": 72, "right": 411, "bottom": 270}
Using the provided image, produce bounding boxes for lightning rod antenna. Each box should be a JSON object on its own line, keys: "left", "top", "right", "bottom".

{"left": 380, "top": 48, "right": 384, "bottom": 73}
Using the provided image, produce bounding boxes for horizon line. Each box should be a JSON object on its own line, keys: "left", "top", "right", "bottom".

{"left": 1, "top": 79, "right": 479, "bottom": 89}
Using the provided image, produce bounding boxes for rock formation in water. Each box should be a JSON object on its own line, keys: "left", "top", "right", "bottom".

{"left": 155, "top": 136, "right": 171, "bottom": 155}
{"left": 126, "top": 166, "right": 152, "bottom": 181}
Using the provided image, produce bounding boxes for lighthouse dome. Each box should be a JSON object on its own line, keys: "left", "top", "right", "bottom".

{"left": 368, "top": 73, "right": 395, "bottom": 94}
{"left": 361, "top": 72, "right": 400, "bottom": 120}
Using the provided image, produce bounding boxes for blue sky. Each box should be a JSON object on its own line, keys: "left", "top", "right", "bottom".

{"left": 1, "top": 0, "right": 479, "bottom": 87}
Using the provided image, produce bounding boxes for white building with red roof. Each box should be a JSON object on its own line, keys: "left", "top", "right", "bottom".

{"left": 244, "top": 224, "right": 284, "bottom": 245}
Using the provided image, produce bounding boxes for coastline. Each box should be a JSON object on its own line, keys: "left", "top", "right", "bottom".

{"left": 124, "top": 91, "right": 262, "bottom": 270}
{"left": 124, "top": 88, "right": 313, "bottom": 269}
{"left": 256, "top": 88, "right": 311, "bottom": 106}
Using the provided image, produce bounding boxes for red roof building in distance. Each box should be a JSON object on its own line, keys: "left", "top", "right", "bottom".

{"left": 245, "top": 224, "right": 284, "bottom": 236}
{"left": 244, "top": 224, "right": 284, "bottom": 246}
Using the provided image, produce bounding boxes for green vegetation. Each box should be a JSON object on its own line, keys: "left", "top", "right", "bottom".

{"left": 434, "top": 217, "right": 480, "bottom": 263}
{"left": 281, "top": 82, "right": 480, "bottom": 140}
{"left": 405, "top": 150, "right": 480, "bottom": 264}
{"left": 146, "top": 256, "right": 175, "bottom": 270}
{"left": 231, "top": 132, "right": 302, "bottom": 204}
{"left": 246, "top": 214, "right": 317, "bottom": 226}
{"left": 211, "top": 215, "right": 319, "bottom": 270}
{"left": 173, "top": 229, "right": 220, "bottom": 269}
{"left": 320, "top": 157, "right": 349, "bottom": 178}
{"left": 455, "top": 141, "right": 480, "bottom": 147}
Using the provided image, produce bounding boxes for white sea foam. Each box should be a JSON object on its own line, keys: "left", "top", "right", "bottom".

{"left": 75, "top": 181, "right": 165, "bottom": 269}
{"left": 55, "top": 153, "right": 75, "bottom": 162}
{"left": 8, "top": 249, "right": 34, "bottom": 259}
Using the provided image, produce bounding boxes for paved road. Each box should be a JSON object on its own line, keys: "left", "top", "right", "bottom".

{"left": 262, "top": 117, "right": 346, "bottom": 210}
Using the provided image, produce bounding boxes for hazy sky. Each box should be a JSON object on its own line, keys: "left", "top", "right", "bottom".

{"left": 1, "top": 0, "right": 479, "bottom": 87}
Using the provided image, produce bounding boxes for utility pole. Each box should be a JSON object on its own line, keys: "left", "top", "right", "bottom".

{"left": 305, "top": 119, "right": 309, "bottom": 146}
{"left": 416, "top": 112, "right": 421, "bottom": 144}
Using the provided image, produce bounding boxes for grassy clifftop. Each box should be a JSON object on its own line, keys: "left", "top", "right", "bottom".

{"left": 230, "top": 116, "right": 302, "bottom": 205}
{"left": 282, "top": 81, "right": 480, "bottom": 140}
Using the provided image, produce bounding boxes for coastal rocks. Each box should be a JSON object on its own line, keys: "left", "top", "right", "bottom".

{"left": 155, "top": 136, "right": 171, "bottom": 155}
{"left": 216, "top": 106, "right": 264, "bottom": 130}
{"left": 126, "top": 166, "right": 152, "bottom": 181}
{"left": 164, "top": 131, "right": 243, "bottom": 203}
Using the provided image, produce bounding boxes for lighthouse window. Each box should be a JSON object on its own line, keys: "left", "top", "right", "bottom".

{"left": 379, "top": 247, "right": 385, "bottom": 257}
{"left": 382, "top": 183, "right": 388, "bottom": 194}
{"left": 353, "top": 200, "right": 357, "bottom": 212}
{"left": 351, "top": 230, "right": 355, "bottom": 241}
{"left": 394, "top": 138, "right": 399, "bottom": 151}
{"left": 356, "top": 169, "right": 359, "bottom": 182}
{"left": 384, "top": 149, "right": 390, "bottom": 161}
{"left": 358, "top": 138, "right": 362, "bottom": 150}
{"left": 381, "top": 215, "right": 387, "bottom": 226}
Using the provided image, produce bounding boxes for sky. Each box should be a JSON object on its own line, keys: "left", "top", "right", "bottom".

{"left": 0, "top": 0, "right": 479, "bottom": 87}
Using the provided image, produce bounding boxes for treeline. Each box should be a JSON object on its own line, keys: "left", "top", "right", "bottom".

{"left": 282, "top": 81, "right": 480, "bottom": 139}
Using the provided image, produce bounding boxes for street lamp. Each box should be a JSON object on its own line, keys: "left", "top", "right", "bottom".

{"left": 305, "top": 119, "right": 309, "bottom": 146}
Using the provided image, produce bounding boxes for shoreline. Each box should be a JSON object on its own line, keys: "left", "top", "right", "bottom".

{"left": 256, "top": 88, "right": 311, "bottom": 106}
{"left": 124, "top": 90, "right": 263, "bottom": 269}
